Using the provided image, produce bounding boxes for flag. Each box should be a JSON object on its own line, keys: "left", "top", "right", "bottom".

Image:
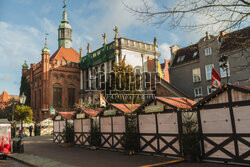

{"left": 50, "top": 106, "right": 56, "bottom": 115}
{"left": 157, "top": 60, "right": 164, "bottom": 79}
{"left": 100, "top": 94, "right": 106, "bottom": 107}
{"left": 212, "top": 68, "right": 221, "bottom": 89}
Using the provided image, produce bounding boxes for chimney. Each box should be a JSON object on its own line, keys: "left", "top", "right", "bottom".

{"left": 220, "top": 31, "right": 227, "bottom": 37}
{"left": 170, "top": 45, "right": 179, "bottom": 65}
{"left": 162, "top": 59, "right": 170, "bottom": 82}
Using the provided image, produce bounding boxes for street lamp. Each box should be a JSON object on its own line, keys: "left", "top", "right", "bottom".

{"left": 219, "top": 55, "right": 229, "bottom": 84}
{"left": 19, "top": 92, "right": 26, "bottom": 140}
{"left": 20, "top": 92, "right": 26, "bottom": 105}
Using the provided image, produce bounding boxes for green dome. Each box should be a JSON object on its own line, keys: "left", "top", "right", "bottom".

{"left": 22, "top": 61, "right": 29, "bottom": 69}
{"left": 42, "top": 41, "right": 50, "bottom": 54}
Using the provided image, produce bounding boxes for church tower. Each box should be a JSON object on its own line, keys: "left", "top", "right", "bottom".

{"left": 58, "top": 1, "right": 72, "bottom": 49}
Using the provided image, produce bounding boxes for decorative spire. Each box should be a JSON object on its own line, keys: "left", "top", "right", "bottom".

{"left": 62, "top": 0, "right": 68, "bottom": 23}
{"left": 102, "top": 33, "right": 107, "bottom": 45}
{"left": 22, "top": 60, "right": 29, "bottom": 69}
{"left": 87, "top": 43, "right": 91, "bottom": 54}
{"left": 113, "top": 26, "right": 118, "bottom": 39}
{"left": 63, "top": 0, "right": 66, "bottom": 9}
{"left": 42, "top": 33, "right": 50, "bottom": 54}
{"left": 79, "top": 47, "right": 83, "bottom": 57}
{"left": 154, "top": 37, "right": 157, "bottom": 46}
{"left": 58, "top": 0, "right": 72, "bottom": 48}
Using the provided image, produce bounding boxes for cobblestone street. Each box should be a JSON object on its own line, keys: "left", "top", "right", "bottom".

{"left": 11, "top": 135, "right": 241, "bottom": 167}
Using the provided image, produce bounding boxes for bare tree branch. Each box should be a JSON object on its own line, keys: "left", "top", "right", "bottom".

{"left": 124, "top": 0, "right": 250, "bottom": 32}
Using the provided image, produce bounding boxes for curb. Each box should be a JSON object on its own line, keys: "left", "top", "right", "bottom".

{"left": 8, "top": 154, "right": 38, "bottom": 167}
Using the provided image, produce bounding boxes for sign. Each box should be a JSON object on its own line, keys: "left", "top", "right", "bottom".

{"left": 104, "top": 110, "right": 116, "bottom": 116}
{"left": 76, "top": 113, "right": 85, "bottom": 119}
{"left": 145, "top": 105, "right": 164, "bottom": 113}
{"left": 55, "top": 116, "right": 62, "bottom": 120}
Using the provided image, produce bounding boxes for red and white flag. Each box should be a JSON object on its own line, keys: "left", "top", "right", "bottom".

{"left": 212, "top": 68, "right": 221, "bottom": 89}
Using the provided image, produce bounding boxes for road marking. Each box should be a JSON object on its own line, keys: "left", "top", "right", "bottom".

{"left": 140, "top": 158, "right": 185, "bottom": 167}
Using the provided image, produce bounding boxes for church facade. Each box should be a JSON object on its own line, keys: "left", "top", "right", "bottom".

{"left": 21, "top": 8, "right": 80, "bottom": 121}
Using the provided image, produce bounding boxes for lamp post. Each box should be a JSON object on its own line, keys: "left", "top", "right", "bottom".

{"left": 19, "top": 92, "right": 26, "bottom": 139}
{"left": 219, "top": 55, "right": 229, "bottom": 84}
{"left": 20, "top": 92, "right": 26, "bottom": 106}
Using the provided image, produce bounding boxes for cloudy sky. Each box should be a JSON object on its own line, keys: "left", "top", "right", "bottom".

{"left": 0, "top": 0, "right": 232, "bottom": 95}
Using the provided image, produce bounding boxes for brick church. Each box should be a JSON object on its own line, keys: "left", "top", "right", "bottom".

{"left": 21, "top": 8, "right": 80, "bottom": 121}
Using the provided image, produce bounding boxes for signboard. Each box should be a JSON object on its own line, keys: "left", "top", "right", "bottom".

{"left": 104, "top": 110, "right": 116, "bottom": 116}
{"left": 55, "top": 116, "right": 62, "bottom": 120}
{"left": 76, "top": 113, "right": 85, "bottom": 119}
{"left": 145, "top": 105, "right": 164, "bottom": 113}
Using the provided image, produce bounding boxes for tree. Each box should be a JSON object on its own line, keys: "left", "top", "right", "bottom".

{"left": 125, "top": 0, "right": 250, "bottom": 32}
{"left": 104, "top": 56, "right": 144, "bottom": 104}
{"left": 0, "top": 97, "right": 19, "bottom": 120}
{"left": 19, "top": 76, "right": 31, "bottom": 106}
{"left": 15, "top": 105, "right": 33, "bottom": 137}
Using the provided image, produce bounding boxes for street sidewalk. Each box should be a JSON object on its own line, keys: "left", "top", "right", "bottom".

{"left": 8, "top": 153, "right": 76, "bottom": 167}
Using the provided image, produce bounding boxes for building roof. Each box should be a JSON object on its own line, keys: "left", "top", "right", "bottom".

{"left": 59, "top": 112, "right": 76, "bottom": 119}
{"left": 171, "top": 44, "right": 199, "bottom": 67}
{"left": 50, "top": 46, "right": 80, "bottom": 63}
{"left": 81, "top": 108, "right": 103, "bottom": 117}
{"left": 192, "top": 84, "right": 250, "bottom": 109}
{"left": 134, "top": 96, "right": 196, "bottom": 112}
{"left": 111, "top": 103, "right": 141, "bottom": 114}
{"left": 220, "top": 26, "right": 250, "bottom": 54}
{"left": 156, "top": 97, "right": 196, "bottom": 109}
{"left": 0, "top": 91, "right": 9, "bottom": 102}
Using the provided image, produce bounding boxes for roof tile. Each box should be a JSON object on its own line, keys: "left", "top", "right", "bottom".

{"left": 111, "top": 104, "right": 141, "bottom": 113}
{"left": 157, "top": 97, "right": 196, "bottom": 109}
{"left": 50, "top": 46, "right": 80, "bottom": 63}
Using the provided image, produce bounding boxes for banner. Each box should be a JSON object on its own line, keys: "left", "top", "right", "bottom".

{"left": 104, "top": 110, "right": 116, "bottom": 116}
{"left": 145, "top": 105, "right": 164, "bottom": 113}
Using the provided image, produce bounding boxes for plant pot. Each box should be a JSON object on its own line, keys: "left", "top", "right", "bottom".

{"left": 61, "top": 143, "right": 73, "bottom": 147}
{"left": 90, "top": 146, "right": 97, "bottom": 150}
{"left": 185, "top": 154, "right": 194, "bottom": 162}
{"left": 195, "top": 155, "right": 200, "bottom": 163}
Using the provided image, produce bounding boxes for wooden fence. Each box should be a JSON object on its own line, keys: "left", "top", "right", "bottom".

{"left": 53, "top": 120, "right": 65, "bottom": 144}
{"left": 195, "top": 85, "right": 250, "bottom": 164}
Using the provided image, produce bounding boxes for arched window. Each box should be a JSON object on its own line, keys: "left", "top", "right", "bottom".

{"left": 68, "top": 86, "right": 75, "bottom": 108}
{"left": 53, "top": 85, "right": 62, "bottom": 108}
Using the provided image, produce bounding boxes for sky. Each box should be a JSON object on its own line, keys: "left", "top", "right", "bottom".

{"left": 0, "top": 0, "right": 239, "bottom": 95}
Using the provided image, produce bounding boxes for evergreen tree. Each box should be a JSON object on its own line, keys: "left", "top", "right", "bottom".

{"left": 104, "top": 56, "right": 144, "bottom": 104}
{"left": 19, "top": 76, "right": 31, "bottom": 106}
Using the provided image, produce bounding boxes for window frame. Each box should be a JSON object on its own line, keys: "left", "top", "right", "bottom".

{"left": 68, "top": 88, "right": 75, "bottom": 108}
{"left": 205, "top": 47, "right": 212, "bottom": 56}
{"left": 207, "top": 85, "right": 216, "bottom": 95}
{"left": 192, "top": 68, "right": 201, "bottom": 83}
{"left": 194, "top": 87, "right": 203, "bottom": 97}
{"left": 205, "top": 64, "right": 214, "bottom": 80}
{"left": 53, "top": 87, "right": 62, "bottom": 108}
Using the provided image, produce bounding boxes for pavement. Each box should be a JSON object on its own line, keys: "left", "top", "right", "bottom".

{"left": 0, "top": 157, "right": 29, "bottom": 167}
{"left": 6, "top": 135, "right": 243, "bottom": 167}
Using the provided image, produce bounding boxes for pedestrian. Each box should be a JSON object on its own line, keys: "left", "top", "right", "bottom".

{"left": 34, "top": 124, "right": 37, "bottom": 136}
{"left": 29, "top": 125, "right": 33, "bottom": 137}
